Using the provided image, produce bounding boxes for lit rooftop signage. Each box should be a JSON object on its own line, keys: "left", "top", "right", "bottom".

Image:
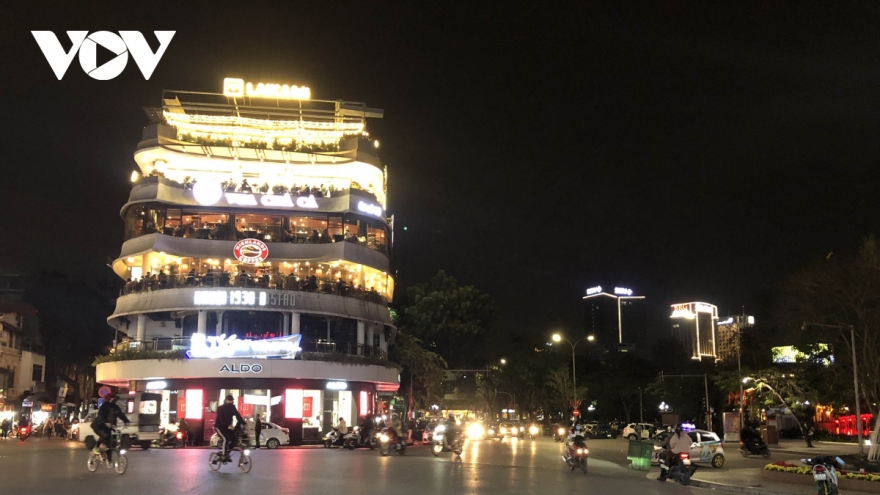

{"left": 614, "top": 287, "right": 633, "bottom": 296}
{"left": 193, "top": 290, "right": 296, "bottom": 308}
{"left": 223, "top": 77, "right": 310, "bottom": 100}
{"left": 357, "top": 200, "right": 383, "bottom": 217}
{"left": 187, "top": 333, "right": 302, "bottom": 359}
{"left": 586, "top": 286, "right": 602, "bottom": 295}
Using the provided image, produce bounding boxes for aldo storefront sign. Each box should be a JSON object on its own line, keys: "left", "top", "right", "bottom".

{"left": 219, "top": 363, "right": 264, "bottom": 373}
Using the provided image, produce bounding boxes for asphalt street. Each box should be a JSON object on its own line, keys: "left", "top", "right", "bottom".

{"left": 0, "top": 436, "right": 707, "bottom": 495}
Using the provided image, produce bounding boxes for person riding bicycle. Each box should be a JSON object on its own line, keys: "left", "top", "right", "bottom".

{"left": 90, "top": 393, "right": 130, "bottom": 455}
{"left": 216, "top": 395, "right": 245, "bottom": 461}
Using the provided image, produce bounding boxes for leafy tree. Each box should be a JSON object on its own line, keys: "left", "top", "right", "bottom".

{"left": 390, "top": 331, "right": 447, "bottom": 416}
{"left": 24, "top": 271, "right": 113, "bottom": 413}
{"left": 545, "top": 365, "right": 587, "bottom": 420}
{"left": 396, "top": 270, "right": 499, "bottom": 369}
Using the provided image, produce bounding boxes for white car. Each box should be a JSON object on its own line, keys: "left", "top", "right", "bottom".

{"left": 622, "top": 423, "right": 655, "bottom": 440}
{"left": 210, "top": 422, "right": 289, "bottom": 449}
{"left": 651, "top": 429, "right": 726, "bottom": 468}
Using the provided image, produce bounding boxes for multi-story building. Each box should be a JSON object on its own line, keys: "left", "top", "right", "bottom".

{"left": 670, "top": 302, "right": 718, "bottom": 361}
{"left": 583, "top": 286, "right": 646, "bottom": 354}
{"left": 0, "top": 301, "right": 45, "bottom": 414}
{"left": 96, "top": 78, "right": 398, "bottom": 444}
{"left": 716, "top": 315, "right": 755, "bottom": 365}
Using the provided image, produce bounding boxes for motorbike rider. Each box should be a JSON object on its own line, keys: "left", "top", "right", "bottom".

{"left": 337, "top": 417, "right": 348, "bottom": 435}
{"left": 658, "top": 424, "right": 691, "bottom": 481}
{"left": 358, "top": 415, "right": 374, "bottom": 445}
{"left": 215, "top": 395, "right": 246, "bottom": 461}
{"left": 443, "top": 414, "right": 461, "bottom": 447}
{"left": 90, "top": 393, "right": 130, "bottom": 454}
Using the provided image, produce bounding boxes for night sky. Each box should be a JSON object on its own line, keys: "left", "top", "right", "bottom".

{"left": 2, "top": 2, "right": 878, "bottom": 339}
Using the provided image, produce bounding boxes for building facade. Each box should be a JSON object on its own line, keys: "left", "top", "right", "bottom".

{"left": 715, "top": 315, "right": 754, "bottom": 365}
{"left": 670, "top": 302, "right": 718, "bottom": 361}
{"left": 96, "top": 79, "right": 398, "bottom": 444}
{"left": 0, "top": 302, "right": 46, "bottom": 415}
{"left": 583, "top": 286, "right": 646, "bottom": 354}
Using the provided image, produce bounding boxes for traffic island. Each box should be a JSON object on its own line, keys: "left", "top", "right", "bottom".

{"left": 763, "top": 462, "right": 880, "bottom": 493}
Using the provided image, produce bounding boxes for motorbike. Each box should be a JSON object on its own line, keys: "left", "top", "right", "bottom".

{"left": 739, "top": 437, "right": 770, "bottom": 458}
{"left": 323, "top": 428, "right": 346, "bottom": 448}
{"left": 18, "top": 425, "right": 30, "bottom": 441}
{"left": 343, "top": 427, "right": 378, "bottom": 450}
{"left": 159, "top": 424, "right": 186, "bottom": 448}
{"left": 802, "top": 455, "right": 844, "bottom": 495}
{"left": 379, "top": 427, "right": 406, "bottom": 456}
{"left": 660, "top": 450, "right": 698, "bottom": 486}
{"left": 527, "top": 424, "right": 540, "bottom": 440}
{"left": 553, "top": 425, "right": 568, "bottom": 442}
{"left": 432, "top": 427, "right": 464, "bottom": 457}
{"left": 562, "top": 434, "right": 589, "bottom": 473}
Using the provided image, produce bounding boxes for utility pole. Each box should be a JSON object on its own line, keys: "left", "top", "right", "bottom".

{"left": 639, "top": 387, "right": 643, "bottom": 423}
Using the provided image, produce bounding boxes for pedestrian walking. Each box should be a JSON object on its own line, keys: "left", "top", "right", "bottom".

{"left": 0, "top": 418, "right": 10, "bottom": 438}
{"left": 254, "top": 415, "right": 263, "bottom": 449}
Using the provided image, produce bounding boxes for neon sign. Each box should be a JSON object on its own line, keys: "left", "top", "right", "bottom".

{"left": 223, "top": 77, "right": 310, "bottom": 100}
{"left": 326, "top": 381, "right": 348, "bottom": 390}
{"left": 357, "top": 201, "right": 383, "bottom": 217}
{"left": 614, "top": 287, "right": 633, "bottom": 296}
{"left": 586, "top": 286, "right": 602, "bottom": 295}
{"left": 187, "top": 333, "right": 302, "bottom": 359}
{"left": 145, "top": 380, "right": 167, "bottom": 390}
{"left": 695, "top": 303, "right": 716, "bottom": 314}
{"left": 219, "top": 363, "right": 264, "bottom": 373}
{"left": 193, "top": 290, "right": 296, "bottom": 308}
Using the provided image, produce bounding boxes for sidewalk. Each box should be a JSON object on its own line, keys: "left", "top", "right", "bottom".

{"left": 724, "top": 439, "right": 861, "bottom": 456}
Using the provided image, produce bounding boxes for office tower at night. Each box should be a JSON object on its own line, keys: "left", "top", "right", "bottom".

{"left": 583, "top": 286, "right": 646, "bottom": 353}
{"left": 716, "top": 315, "right": 755, "bottom": 365}
{"left": 670, "top": 302, "right": 719, "bottom": 361}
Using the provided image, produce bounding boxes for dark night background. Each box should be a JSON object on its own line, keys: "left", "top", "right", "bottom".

{"left": 1, "top": 2, "right": 878, "bottom": 341}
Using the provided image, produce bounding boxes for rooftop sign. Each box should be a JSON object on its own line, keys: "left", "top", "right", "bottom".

{"left": 223, "top": 77, "right": 310, "bottom": 100}
{"left": 586, "top": 286, "right": 602, "bottom": 295}
{"left": 614, "top": 287, "right": 633, "bottom": 296}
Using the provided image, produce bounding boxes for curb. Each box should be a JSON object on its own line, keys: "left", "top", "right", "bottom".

{"left": 689, "top": 478, "right": 803, "bottom": 495}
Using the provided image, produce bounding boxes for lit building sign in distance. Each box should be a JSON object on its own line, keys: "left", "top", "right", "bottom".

{"left": 223, "top": 77, "right": 310, "bottom": 100}
{"left": 614, "top": 287, "right": 633, "bottom": 296}
{"left": 357, "top": 201, "right": 383, "bottom": 217}
{"left": 586, "top": 286, "right": 602, "bottom": 295}
{"left": 670, "top": 304, "right": 695, "bottom": 319}
{"left": 694, "top": 303, "right": 716, "bottom": 314}
{"left": 326, "top": 381, "right": 348, "bottom": 390}
{"left": 717, "top": 317, "right": 734, "bottom": 326}
{"left": 188, "top": 333, "right": 302, "bottom": 359}
{"left": 145, "top": 380, "right": 167, "bottom": 390}
{"left": 193, "top": 290, "right": 296, "bottom": 308}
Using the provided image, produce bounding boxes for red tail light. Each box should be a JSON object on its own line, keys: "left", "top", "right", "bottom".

{"left": 679, "top": 452, "right": 690, "bottom": 459}
{"left": 814, "top": 466, "right": 825, "bottom": 473}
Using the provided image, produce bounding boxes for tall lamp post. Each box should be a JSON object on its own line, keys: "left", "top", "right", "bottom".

{"left": 802, "top": 322, "right": 864, "bottom": 456}
{"left": 743, "top": 376, "right": 813, "bottom": 448}
{"left": 551, "top": 333, "right": 594, "bottom": 415}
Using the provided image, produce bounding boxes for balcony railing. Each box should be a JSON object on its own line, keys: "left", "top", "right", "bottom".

{"left": 120, "top": 274, "right": 388, "bottom": 306}
{"left": 113, "top": 337, "right": 386, "bottom": 359}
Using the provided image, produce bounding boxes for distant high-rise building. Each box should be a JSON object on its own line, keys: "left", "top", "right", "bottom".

{"left": 670, "top": 302, "right": 719, "bottom": 361}
{"left": 716, "top": 315, "right": 755, "bottom": 365}
{"left": 583, "top": 286, "right": 646, "bottom": 354}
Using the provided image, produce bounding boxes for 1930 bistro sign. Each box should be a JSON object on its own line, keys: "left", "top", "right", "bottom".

{"left": 219, "top": 363, "right": 263, "bottom": 373}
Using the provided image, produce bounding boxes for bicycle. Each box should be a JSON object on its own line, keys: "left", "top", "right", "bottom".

{"left": 87, "top": 426, "right": 128, "bottom": 475}
{"left": 209, "top": 427, "right": 252, "bottom": 473}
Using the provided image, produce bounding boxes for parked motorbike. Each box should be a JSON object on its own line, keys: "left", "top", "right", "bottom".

{"left": 739, "top": 437, "right": 770, "bottom": 458}
{"left": 432, "top": 426, "right": 464, "bottom": 457}
{"left": 343, "top": 427, "right": 378, "bottom": 450}
{"left": 379, "top": 427, "right": 406, "bottom": 456}
{"left": 562, "top": 434, "right": 589, "bottom": 473}
{"left": 802, "top": 455, "right": 844, "bottom": 495}
{"left": 18, "top": 425, "right": 30, "bottom": 442}
{"left": 323, "top": 428, "right": 345, "bottom": 448}
{"left": 159, "top": 424, "right": 186, "bottom": 448}
{"left": 660, "top": 450, "right": 698, "bottom": 486}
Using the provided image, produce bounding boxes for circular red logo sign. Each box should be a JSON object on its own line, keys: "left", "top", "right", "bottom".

{"left": 572, "top": 409, "right": 580, "bottom": 417}
{"left": 233, "top": 238, "right": 269, "bottom": 265}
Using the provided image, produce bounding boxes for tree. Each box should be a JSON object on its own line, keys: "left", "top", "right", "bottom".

{"left": 24, "top": 272, "right": 114, "bottom": 413}
{"left": 396, "top": 270, "right": 499, "bottom": 369}
{"left": 390, "top": 331, "right": 447, "bottom": 417}
{"left": 545, "top": 365, "right": 587, "bottom": 421}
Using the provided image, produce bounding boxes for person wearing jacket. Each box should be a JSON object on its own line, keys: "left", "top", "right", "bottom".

{"left": 658, "top": 425, "right": 692, "bottom": 481}
{"left": 215, "top": 395, "right": 245, "bottom": 460}
{"left": 90, "top": 394, "right": 130, "bottom": 454}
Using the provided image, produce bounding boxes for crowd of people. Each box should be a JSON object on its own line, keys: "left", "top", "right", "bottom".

{"left": 0, "top": 415, "right": 78, "bottom": 440}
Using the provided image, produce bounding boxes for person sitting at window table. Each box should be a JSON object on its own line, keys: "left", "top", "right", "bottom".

{"left": 240, "top": 179, "right": 252, "bottom": 194}
{"left": 157, "top": 270, "right": 167, "bottom": 289}
{"left": 308, "top": 275, "right": 318, "bottom": 291}
{"left": 173, "top": 223, "right": 190, "bottom": 238}
{"left": 237, "top": 269, "right": 248, "bottom": 287}
{"left": 210, "top": 223, "right": 225, "bottom": 240}
{"left": 185, "top": 269, "right": 197, "bottom": 287}
{"left": 280, "top": 227, "right": 293, "bottom": 243}
{"left": 308, "top": 230, "right": 320, "bottom": 244}
{"left": 344, "top": 229, "right": 358, "bottom": 243}
{"left": 144, "top": 219, "right": 158, "bottom": 233}
{"left": 219, "top": 271, "right": 230, "bottom": 287}
{"left": 320, "top": 228, "right": 333, "bottom": 244}
{"left": 336, "top": 279, "right": 347, "bottom": 296}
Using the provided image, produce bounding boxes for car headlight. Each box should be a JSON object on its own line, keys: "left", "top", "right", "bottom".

{"left": 467, "top": 424, "right": 485, "bottom": 439}
{"left": 577, "top": 448, "right": 584, "bottom": 454}
{"left": 529, "top": 426, "right": 539, "bottom": 435}
{"left": 434, "top": 434, "right": 443, "bottom": 440}
{"left": 488, "top": 429, "right": 495, "bottom": 435}
{"left": 435, "top": 425, "right": 446, "bottom": 433}
{"left": 500, "top": 427, "right": 507, "bottom": 434}
{"left": 512, "top": 427, "right": 519, "bottom": 434}
{"left": 558, "top": 428, "right": 565, "bottom": 435}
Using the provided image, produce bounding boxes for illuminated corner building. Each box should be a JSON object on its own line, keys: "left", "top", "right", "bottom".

{"left": 715, "top": 315, "right": 755, "bottom": 365}
{"left": 97, "top": 79, "right": 398, "bottom": 446}
{"left": 669, "top": 302, "right": 718, "bottom": 361}
{"left": 583, "top": 286, "right": 646, "bottom": 355}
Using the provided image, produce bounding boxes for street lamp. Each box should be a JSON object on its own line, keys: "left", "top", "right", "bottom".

{"left": 802, "top": 322, "right": 864, "bottom": 456}
{"left": 500, "top": 358, "right": 507, "bottom": 365}
{"left": 743, "top": 376, "right": 813, "bottom": 448}
{"left": 551, "top": 332, "right": 594, "bottom": 415}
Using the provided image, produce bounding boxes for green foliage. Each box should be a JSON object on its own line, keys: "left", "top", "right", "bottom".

{"left": 390, "top": 332, "right": 447, "bottom": 408}
{"left": 764, "top": 463, "right": 880, "bottom": 481}
{"left": 93, "top": 349, "right": 187, "bottom": 365}
{"left": 545, "top": 365, "right": 588, "bottom": 417}
{"left": 397, "top": 270, "right": 498, "bottom": 369}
